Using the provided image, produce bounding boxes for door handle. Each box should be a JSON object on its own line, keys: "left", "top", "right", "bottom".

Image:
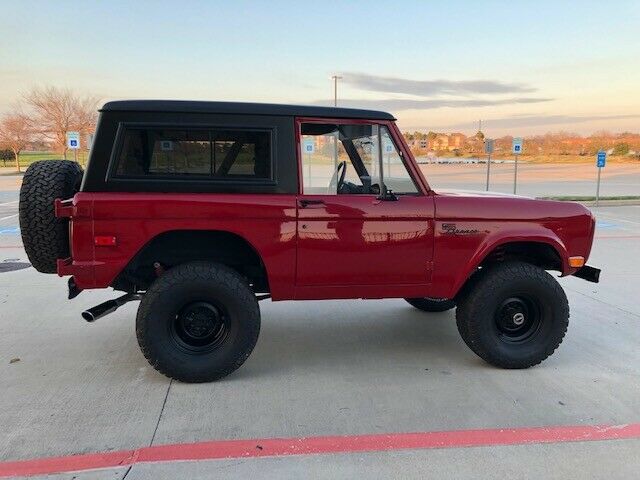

{"left": 298, "top": 199, "right": 325, "bottom": 208}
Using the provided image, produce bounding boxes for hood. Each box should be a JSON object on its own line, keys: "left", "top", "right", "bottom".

{"left": 436, "top": 188, "right": 532, "bottom": 200}
{"left": 434, "top": 188, "right": 595, "bottom": 232}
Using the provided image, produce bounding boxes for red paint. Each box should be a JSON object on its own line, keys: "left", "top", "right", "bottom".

{"left": 1, "top": 423, "right": 638, "bottom": 478}
{"left": 56, "top": 115, "right": 596, "bottom": 300}
{"left": 295, "top": 195, "right": 434, "bottom": 288}
{"left": 430, "top": 191, "right": 595, "bottom": 298}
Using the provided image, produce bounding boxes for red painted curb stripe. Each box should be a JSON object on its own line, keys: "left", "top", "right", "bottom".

{"left": 1, "top": 423, "right": 639, "bottom": 478}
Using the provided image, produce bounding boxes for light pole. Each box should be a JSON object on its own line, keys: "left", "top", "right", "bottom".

{"left": 331, "top": 75, "right": 342, "bottom": 107}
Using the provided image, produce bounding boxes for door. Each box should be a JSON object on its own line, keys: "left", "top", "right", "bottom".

{"left": 295, "top": 120, "right": 434, "bottom": 290}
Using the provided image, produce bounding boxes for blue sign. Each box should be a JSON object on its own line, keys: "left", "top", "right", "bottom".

{"left": 597, "top": 151, "right": 606, "bottom": 168}
{"left": 303, "top": 140, "right": 315, "bottom": 153}
{"left": 512, "top": 137, "right": 523, "bottom": 154}
{"left": 66, "top": 131, "right": 80, "bottom": 150}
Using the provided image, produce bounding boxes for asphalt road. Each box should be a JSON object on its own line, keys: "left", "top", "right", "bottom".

{"left": 0, "top": 175, "right": 639, "bottom": 479}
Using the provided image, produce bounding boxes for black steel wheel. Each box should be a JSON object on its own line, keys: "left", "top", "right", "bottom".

{"left": 456, "top": 261, "right": 569, "bottom": 369}
{"left": 170, "top": 302, "right": 231, "bottom": 353}
{"left": 494, "top": 296, "right": 542, "bottom": 343}
{"left": 136, "top": 261, "right": 260, "bottom": 383}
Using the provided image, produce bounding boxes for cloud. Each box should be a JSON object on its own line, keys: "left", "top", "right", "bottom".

{"left": 342, "top": 73, "right": 536, "bottom": 96}
{"left": 309, "top": 97, "right": 553, "bottom": 111}
{"left": 441, "top": 114, "right": 640, "bottom": 130}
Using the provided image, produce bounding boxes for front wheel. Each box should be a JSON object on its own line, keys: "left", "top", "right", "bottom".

{"left": 456, "top": 262, "right": 569, "bottom": 369}
{"left": 405, "top": 297, "right": 456, "bottom": 312}
{"left": 136, "top": 261, "right": 260, "bottom": 383}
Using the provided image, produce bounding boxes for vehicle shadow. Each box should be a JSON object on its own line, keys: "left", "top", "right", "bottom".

{"left": 242, "top": 299, "right": 483, "bottom": 379}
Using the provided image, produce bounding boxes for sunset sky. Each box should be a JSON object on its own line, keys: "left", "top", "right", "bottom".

{"left": 2, "top": 0, "right": 639, "bottom": 136}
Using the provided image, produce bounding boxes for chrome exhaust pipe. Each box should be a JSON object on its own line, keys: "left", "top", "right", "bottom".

{"left": 82, "top": 293, "right": 142, "bottom": 322}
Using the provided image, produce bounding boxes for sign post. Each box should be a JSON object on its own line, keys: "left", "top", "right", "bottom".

{"left": 596, "top": 150, "right": 606, "bottom": 207}
{"left": 66, "top": 131, "right": 80, "bottom": 163}
{"left": 484, "top": 138, "right": 494, "bottom": 191}
{"left": 512, "top": 137, "right": 523, "bottom": 194}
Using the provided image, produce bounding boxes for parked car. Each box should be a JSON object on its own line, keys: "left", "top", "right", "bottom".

{"left": 19, "top": 101, "right": 600, "bottom": 382}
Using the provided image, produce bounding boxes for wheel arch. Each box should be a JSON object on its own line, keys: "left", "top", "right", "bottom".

{"left": 451, "top": 237, "right": 568, "bottom": 300}
{"left": 112, "top": 229, "right": 270, "bottom": 293}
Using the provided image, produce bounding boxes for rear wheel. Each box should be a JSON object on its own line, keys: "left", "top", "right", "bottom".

{"left": 19, "top": 160, "right": 83, "bottom": 273}
{"left": 455, "top": 262, "right": 569, "bottom": 368}
{"left": 405, "top": 297, "right": 456, "bottom": 312}
{"left": 136, "top": 261, "right": 260, "bottom": 383}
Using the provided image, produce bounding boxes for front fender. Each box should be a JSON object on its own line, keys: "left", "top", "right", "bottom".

{"left": 430, "top": 223, "right": 570, "bottom": 300}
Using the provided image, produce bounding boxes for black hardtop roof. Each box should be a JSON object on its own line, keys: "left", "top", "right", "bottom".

{"left": 100, "top": 100, "right": 395, "bottom": 120}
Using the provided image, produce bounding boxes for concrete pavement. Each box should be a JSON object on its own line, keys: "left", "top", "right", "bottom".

{"left": 1, "top": 186, "right": 639, "bottom": 478}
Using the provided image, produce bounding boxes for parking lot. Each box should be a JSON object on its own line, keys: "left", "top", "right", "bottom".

{"left": 1, "top": 174, "right": 639, "bottom": 479}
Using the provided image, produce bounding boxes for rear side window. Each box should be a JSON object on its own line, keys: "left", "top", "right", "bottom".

{"left": 113, "top": 127, "right": 272, "bottom": 180}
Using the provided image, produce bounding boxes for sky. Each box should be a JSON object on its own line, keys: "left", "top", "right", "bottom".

{"left": 1, "top": 0, "right": 639, "bottom": 136}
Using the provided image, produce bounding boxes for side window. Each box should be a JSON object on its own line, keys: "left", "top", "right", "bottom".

{"left": 114, "top": 127, "right": 272, "bottom": 180}
{"left": 300, "top": 123, "right": 382, "bottom": 195}
{"left": 214, "top": 130, "right": 271, "bottom": 178}
{"left": 380, "top": 126, "right": 419, "bottom": 194}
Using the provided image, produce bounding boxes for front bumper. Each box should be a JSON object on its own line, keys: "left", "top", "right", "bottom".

{"left": 572, "top": 265, "right": 601, "bottom": 283}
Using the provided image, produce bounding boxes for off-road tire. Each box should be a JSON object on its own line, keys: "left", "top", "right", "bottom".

{"left": 405, "top": 297, "right": 456, "bottom": 312}
{"left": 19, "top": 160, "right": 83, "bottom": 273}
{"left": 136, "top": 261, "right": 260, "bottom": 383}
{"left": 456, "top": 261, "right": 569, "bottom": 369}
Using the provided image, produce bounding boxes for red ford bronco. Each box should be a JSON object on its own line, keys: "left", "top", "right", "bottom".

{"left": 19, "top": 101, "right": 600, "bottom": 383}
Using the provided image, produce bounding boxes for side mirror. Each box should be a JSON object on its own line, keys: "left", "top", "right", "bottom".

{"left": 377, "top": 186, "right": 398, "bottom": 202}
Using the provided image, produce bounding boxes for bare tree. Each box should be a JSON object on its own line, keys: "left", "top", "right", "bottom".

{"left": 0, "top": 111, "right": 33, "bottom": 172}
{"left": 24, "top": 86, "right": 98, "bottom": 159}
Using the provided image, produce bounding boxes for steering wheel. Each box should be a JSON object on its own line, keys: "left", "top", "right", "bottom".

{"left": 327, "top": 161, "right": 347, "bottom": 194}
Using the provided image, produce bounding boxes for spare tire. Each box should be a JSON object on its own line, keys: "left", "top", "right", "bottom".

{"left": 19, "top": 160, "right": 83, "bottom": 273}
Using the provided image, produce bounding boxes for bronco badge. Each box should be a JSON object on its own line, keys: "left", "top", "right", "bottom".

{"left": 441, "top": 223, "right": 480, "bottom": 235}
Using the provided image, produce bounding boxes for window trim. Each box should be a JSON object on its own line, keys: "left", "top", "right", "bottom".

{"left": 295, "top": 117, "right": 425, "bottom": 196}
{"left": 106, "top": 122, "right": 277, "bottom": 186}
{"left": 379, "top": 125, "right": 421, "bottom": 196}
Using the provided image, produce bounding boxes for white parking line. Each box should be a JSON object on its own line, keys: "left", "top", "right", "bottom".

{"left": 0, "top": 214, "right": 18, "bottom": 221}
{"left": 0, "top": 200, "right": 18, "bottom": 206}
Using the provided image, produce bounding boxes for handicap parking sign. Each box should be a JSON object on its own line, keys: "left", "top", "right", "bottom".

{"left": 597, "top": 151, "right": 606, "bottom": 168}
{"left": 66, "top": 131, "right": 80, "bottom": 150}
{"left": 512, "top": 137, "right": 523, "bottom": 154}
{"left": 303, "top": 139, "right": 314, "bottom": 153}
